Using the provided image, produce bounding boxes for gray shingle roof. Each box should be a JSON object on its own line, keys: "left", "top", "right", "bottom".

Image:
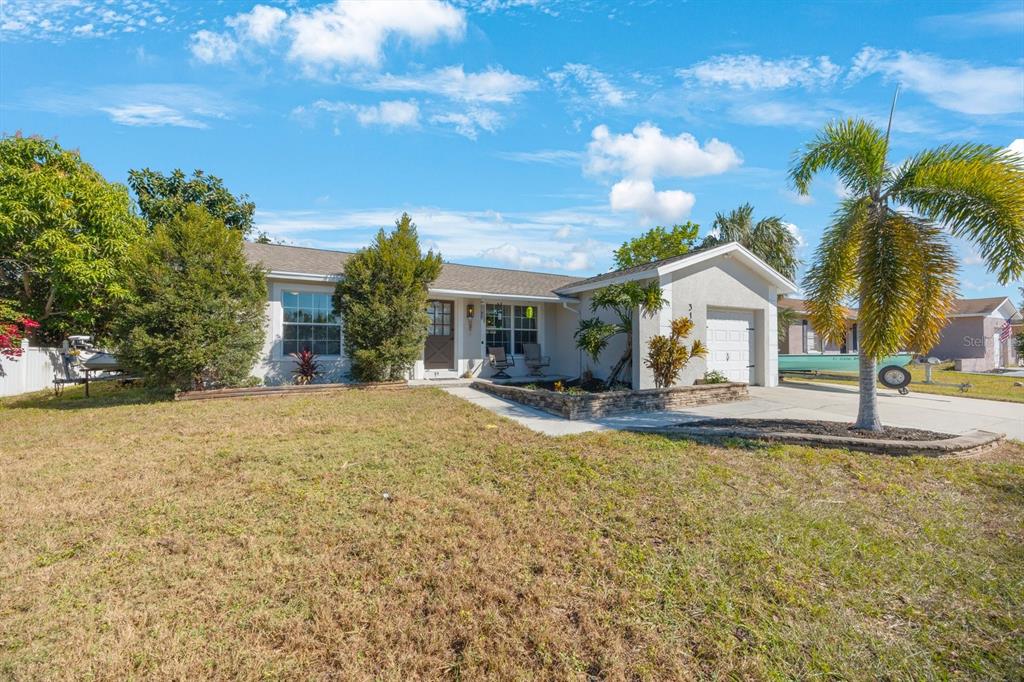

{"left": 243, "top": 242, "right": 581, "bottom": 299}
{"left": 551, "top": 241, "right": 733, "bottom": 293}
{"left": 954, "top": 297, "right": 1011, "bottom": 316}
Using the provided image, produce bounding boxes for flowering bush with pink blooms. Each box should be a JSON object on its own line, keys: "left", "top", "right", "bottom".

{"left": 0, "top": 301, "right": 39, "bottom": 359}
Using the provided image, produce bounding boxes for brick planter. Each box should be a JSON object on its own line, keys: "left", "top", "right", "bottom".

{"left": 470, "top": 380, "right": 748, "bottom": 420}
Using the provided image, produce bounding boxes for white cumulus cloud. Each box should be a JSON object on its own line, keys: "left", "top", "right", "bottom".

{"left": 1008, "top": 139, "right": 1024, "bottom": 158}
{"left": 189, "top": 29, "right": 239, "bottom": 64}
{"left": 847, "top": 47, "right": 1024, "bottom": 116}
{"left": 353, "top": 100, "right": 420, "bottom": 128}
{"left": 679, "top": 54, "right": 842, "bottom": 89}
{"left": 586, "top": 123, "right": 742, "bottom": 179}
{"left": 609, "top": 179, "right": 695, "bottom": 222}
{"left": 226, "top": 4, "right": 287, "bottom": 44}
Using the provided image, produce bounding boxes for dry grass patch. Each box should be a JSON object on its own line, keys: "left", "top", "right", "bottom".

{"left": 1, "top": 384, "right": 1023, "bottom": 679}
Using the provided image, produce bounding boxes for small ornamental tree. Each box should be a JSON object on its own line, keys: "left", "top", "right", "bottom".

{"left": 128, "top": 168, "right": 256, "bottom": 236}
{"left": 574, "top": 281, "right": 666, "bottom": 388}
{"left": 644, "top": 317, "right": 707, "bottom": 388}
{"left": 334, "top": 213, "right": 442, "bottom": 382}
{"left": 613, "top": 223, "right": 700, "bottom": 269}
{"left": 114, "top": 205, "right": 266, "bottom": 390}
{"left": 0, "top": 134, "right": 145, "bottom": 343}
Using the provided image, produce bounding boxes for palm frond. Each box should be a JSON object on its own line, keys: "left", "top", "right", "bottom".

{"left": 886, "top": 143, "right": 1024, "bottom": 284}
{"left": 573, "top": 317, "right": 618, "bottom": 361}
{"left": 750, "top": 216, "right": 800, "bottom": 280}
{"left": 901, "top": 218, "right": 959, "bottom": 354}
{"left": 855, "top": 210, "right": 925, "bottom": 358}
{"left": 789, "top": 118, "right": 889, "bottom": 196}
{"left": 804, "top": 199, "right": 866, "bottom": 344}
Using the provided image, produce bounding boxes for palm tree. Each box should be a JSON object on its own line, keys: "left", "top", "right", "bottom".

{"left": 790, "top": 117, "right": 1024, "bottom": 430}
{"left": 575, "top": 281, "right": 665, "bottom": 388}
{"left": 701, "top": 203, "right": 799, "bottom": 280}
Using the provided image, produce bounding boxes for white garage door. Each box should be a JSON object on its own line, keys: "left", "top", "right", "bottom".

{"left": 706, "top": 310, "right": 756, "bottom": 384}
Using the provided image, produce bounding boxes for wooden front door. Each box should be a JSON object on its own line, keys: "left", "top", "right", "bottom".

{"left": 424, "top": 300, "right": 455, "bottom": 370}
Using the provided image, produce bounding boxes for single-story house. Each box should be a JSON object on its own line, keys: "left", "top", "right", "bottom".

{"left": 777, "top": 295, "right": 1020, "bottom": 371}
{"left": 778, "top": 296, "right": 859, "bottom": 355}
{"left": 929, "top": 297, "right": 1020, "bottom": 371}
{"left": 243, "top": 240, "right": 799, "bottom": 388}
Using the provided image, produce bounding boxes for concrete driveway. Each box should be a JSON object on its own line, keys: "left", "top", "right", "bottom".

{"left": 444, "top": 382, "right": 1024, "bottom": 439}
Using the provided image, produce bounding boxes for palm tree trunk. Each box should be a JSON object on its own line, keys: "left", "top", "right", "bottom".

{"left": 853, "top": 354, "right": 883, "bottom": 431}
{"left": 606, "top": 339, "right": 632, "bottom": 388}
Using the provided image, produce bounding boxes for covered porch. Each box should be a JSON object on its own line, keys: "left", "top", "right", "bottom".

{"left": 412, "top": 293, "right": 582, "bottom": 382}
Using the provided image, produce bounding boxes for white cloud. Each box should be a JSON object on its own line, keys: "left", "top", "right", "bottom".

{"left": 226, "top": 4, "right": 287, "bottom": 44}
{"left": 783, "top": 222, "right": 806, "bottom": 247}
{"left": 585, "top": 123, "right": 742, "bottom": 179}
{"left": 1008, "top": 139, "right": 1024, "bottom": 158}
{"left": 1, "top": 0, "right": 177, "bottom": 41}
{"left": 783, "top": 189, "right": 814, "bottom": 206}
{"left": 287, "top": 0, "right": 464, "bottom": 69}
{"left": 362, "top": 65, "right": 536, "bottom": 103}
{"left": 963, "top": 250, "right": 985, "bottom": 266}
{"left": 353, "top": 100, "right": 420, "bottom": 128}
{"left": 679, "top": 55, "right": 841, "bottom": 90}
{"left": 548, "top": 63, "right": 633, "bottom": 107}
{"left": 430, "top": 108, "right": 502, "bottom": 139}
{"left": 921, "top": 4, "right": 1024, "bottom": 35}
{"left": 609, "top": 179, "right": 695, "bottom": 221}
{"left": 847, "top": 47, "right": 1024, "bottom": 116}
{"left": 25, "top": 83, "right": 235, "bottom": 129}
{"left": 192, "top": 0, "right": 466, "bottom": 70}
{"left": 190, "top": 29, "right": 239, "bottom": 64}
{"left": 834, "top": 179, "right": 854, "bottom": 200}
{"left": 99, "top": 104, "right": 208, "bottom": 129}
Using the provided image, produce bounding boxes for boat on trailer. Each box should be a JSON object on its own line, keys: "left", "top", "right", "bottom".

{"left": 778, "top": 352, "right": 915, "bottom": 393}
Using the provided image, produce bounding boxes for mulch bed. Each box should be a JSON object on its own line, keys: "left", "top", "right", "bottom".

{"left": 680, "top": 418, "right": 952, "bottom": 442}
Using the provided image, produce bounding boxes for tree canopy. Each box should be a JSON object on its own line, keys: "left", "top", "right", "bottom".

{"left": 613, "top": 223, "right": 700, "bottom": 269}
{"left": 0, "top": 134, "right": 146, "bottom": 343}
{"left": 128, "top": 168, "right": 256, "bottom": 236}
{"left": 333, "top": 213, "right": 442, "bottom": 382}
{"left": 114, "top": 205, "right": 266, "bottom": 391}
{"left": 790, "top": 116, "right": 1024, "bottom": 430}
{"left": 700, "top": 204, "right": 799, "bottom": 281}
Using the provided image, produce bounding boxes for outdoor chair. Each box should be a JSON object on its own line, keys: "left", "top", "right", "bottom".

{"left": 487, "top": 346, "right": 515, "bottom": 379}
{"left": 523, "top": 343, "right": 550, "bottom": 376}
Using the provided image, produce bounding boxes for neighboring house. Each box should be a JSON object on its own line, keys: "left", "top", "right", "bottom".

{"left": 778, "top": 297, "right": 859, "bottom": 355}
{"left": 243, "top": 241, "right": 798, "bottom": 388}
{"left": 777, "top": 295, "right": 1020, "bottom": 371}
{"left": 929, "top": 297, "right": 1019, "bottom": 371}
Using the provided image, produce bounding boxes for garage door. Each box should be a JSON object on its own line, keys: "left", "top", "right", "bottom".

{"left": 706, "top": 310, "right": 755, "bottom": 384}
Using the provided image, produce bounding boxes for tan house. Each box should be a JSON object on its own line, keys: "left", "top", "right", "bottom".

{"left": 243, "top": 240, "right": 798, "bottom": 388}
{"left": 778, "top": 295, "right": 1020, "bottom": 371}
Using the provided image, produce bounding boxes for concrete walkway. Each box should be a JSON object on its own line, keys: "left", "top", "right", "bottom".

{"left": 442, "top": 382, "right": 1024, "bottom": 439}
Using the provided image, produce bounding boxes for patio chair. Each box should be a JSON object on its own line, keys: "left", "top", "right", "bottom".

{"left": 487, "top": 346, "right": 515, "bottom": 379}
{"left": 523, "top": 343, "right": 550, "bottom": 377}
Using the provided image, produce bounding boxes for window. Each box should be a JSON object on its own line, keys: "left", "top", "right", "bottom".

{"left": 485, "top": 303, "right": 538, "bottom": 355}
{"left": 282, "top": 291, "right": 341, "bottom": 356}
{"left": 426, "top": 300, "right": 452, "bottom": 337}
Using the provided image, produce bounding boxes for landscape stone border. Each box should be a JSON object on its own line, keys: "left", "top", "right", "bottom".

{"left": 470, "top": 380, "right": 748, "bottom": 420}
{"left": 642, "top": 423, "right": 1005, "bottom": 458}
{"left": 175, "top": 381, "right": 408, "bottom": 402}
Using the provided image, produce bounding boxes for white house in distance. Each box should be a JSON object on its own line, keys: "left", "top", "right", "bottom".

{"left": 243, "top": 241, "right": 799, "bottom": 388}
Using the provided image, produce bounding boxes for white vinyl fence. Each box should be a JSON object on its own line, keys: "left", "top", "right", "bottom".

{"left": 0, "top": 341, "right": 62, "bottom": 397}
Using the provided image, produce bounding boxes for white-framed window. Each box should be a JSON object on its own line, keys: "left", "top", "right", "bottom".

{"left": 485, "top": 303, "right": 538, "bottom": 355}
{"left": 282, "top": 290, "right": 341, "bottom": 356}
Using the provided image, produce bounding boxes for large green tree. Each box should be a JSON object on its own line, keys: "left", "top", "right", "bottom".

{"left": 791, "top": 117, "right": 1024, "bottom": 430}
{"left": 613, "top": 223, "right": 700, "bottom": 269}
{"left": 128, "top": 168, "right": 256, "bottom": 236}
{"left": 574, "top": 281, "right": 666, "bottom": 388}
{"left": 700, "top": 204, "right": 799, "bottom": 281}
{"left": 114, "top": 205, "right": 266, "bottom": 391}
{"left": 333, "top": 213, "right": 442, "bottom": 382}
{"left": 0, "top": 135, "right": 146, "bottom": 343}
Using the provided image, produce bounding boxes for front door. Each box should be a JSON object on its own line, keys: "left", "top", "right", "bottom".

{"left": 424, "top": 300, "right": 455, "bottom": 370}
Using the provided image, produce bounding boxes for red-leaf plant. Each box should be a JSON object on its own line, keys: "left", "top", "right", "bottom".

{"left": 0, "top": 316, "right": 40, "bottom": 360}
{"left": 290, "top": 348, "right": 321, "bottom": 385}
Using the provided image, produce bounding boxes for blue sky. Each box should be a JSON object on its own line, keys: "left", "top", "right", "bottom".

{"left": 2, "top": 0, "right": 1022, "bottom": 300}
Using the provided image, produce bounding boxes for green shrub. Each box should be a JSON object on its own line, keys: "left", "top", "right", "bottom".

{"left": 703, "top": 370, "right": 729, "bottom": 384}
{"left": 114, "top": 205, "right": 266, "bottom": 391}
{"left": 333, "top": 213, "right": 442, "bottom": 382}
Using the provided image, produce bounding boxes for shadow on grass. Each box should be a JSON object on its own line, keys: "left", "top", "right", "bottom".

{"left": 1, "top": 382, "right": 173, "bottom": 411}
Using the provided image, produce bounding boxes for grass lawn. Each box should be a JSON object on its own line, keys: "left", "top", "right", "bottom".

{"left": 786, "top": 361, "right": 1024, "bottom": 403}
{"left": 2, "top": 384, "right": 1023, "bottom": 679}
